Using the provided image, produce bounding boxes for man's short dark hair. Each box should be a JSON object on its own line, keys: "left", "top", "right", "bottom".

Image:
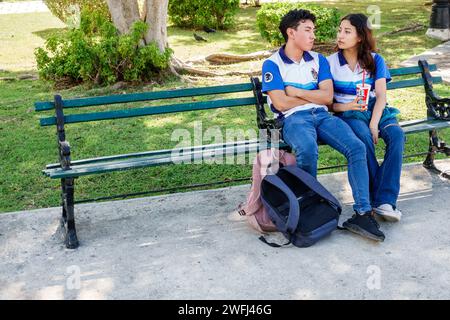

{"left": 279, "top": 9, "right": 316, "bottom": 42}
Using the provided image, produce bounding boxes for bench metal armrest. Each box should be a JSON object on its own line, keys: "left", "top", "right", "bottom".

{"left": 435, "top": 96, "right": 450, "bottom": 104}
{"left": 58, "top": 140, "right": 72, "bottom": 170}
{"left": 418, "top": 60, "right": 450, "bottom": 121}
{"left": 251, "top": 77, "right": 285, "bottom": 144}
{"left": 426, "top": 94, "right": 450, "bottom": 121}
{"left": 426, "top": 90, "right": 449, "bottom": 104}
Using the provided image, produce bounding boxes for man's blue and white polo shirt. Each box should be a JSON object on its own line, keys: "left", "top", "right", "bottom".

{"left": 326, "top": 50, "right": 391, "bottom": 104}
{"left": 261, "top": 45, "right": 333, "bottom": 119}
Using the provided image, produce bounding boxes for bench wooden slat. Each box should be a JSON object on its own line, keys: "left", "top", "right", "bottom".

{"left": 397, "top": 118, "right": 430, "bottom": 127}
{"left": 44, "top": 141, "right": 269, "bottom": 179}
{"left": 45, "top": 139, "right": 259, "bottom": 169}
{"left": 34, "top": 83, "right": 254, "bottom": 111}
{"left": 387, "top": 76, "right": 442, "bottom": 90}
{"left": 402, "top": 119, "right": 450, "bottom": 134}
{"left": 39, "top": 97, "right": 257, "bottom": 126}
{"left": 389, "top": 64, "right": 437, "bottom": 76}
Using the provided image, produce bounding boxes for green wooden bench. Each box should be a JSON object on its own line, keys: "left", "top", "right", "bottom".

{"left": 35, "top": 59, "right": 449, "bottom": 249}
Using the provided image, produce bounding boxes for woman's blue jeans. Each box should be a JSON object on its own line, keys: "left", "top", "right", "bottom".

{"left": 339, "top": 116, "right": 405, "bottom": 208}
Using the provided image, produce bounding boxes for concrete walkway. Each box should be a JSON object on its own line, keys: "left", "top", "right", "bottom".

{"left": 400, "top": 40, "right": 450, "bottom": 84}
{"left": 0, "top": 1, "right": 49, "bottom": 15}
{"left": 1, "top": 160, "right": 450, "bottom": 300}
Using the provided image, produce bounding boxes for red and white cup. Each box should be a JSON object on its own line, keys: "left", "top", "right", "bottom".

{"left": 356, "top": 83, "right": 371, "bottom": 107}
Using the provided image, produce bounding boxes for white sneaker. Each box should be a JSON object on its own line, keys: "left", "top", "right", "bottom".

{"left": 373, "top": 204, "right": 402, "bottom": 222}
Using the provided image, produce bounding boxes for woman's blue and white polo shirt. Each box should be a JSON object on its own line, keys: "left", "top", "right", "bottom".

{"left": 326, "top": 50, "right": 392, "bottom": 104}
{"left": 261, "top": 45, "right": 333, "bottom": 119}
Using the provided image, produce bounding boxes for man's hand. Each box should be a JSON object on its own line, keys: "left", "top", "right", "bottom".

{"left": 284, "top": 79, "right": 334, "bottom": 106}
{"left": 267, "top": 90, "right": 310, "bottom": 112}
{"left": 285, "top": 86, "right": 302, "bottom": 98}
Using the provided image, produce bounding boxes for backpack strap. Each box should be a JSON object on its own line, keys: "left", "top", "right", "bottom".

{"left": 262, "top": 174, "right": 300, "bottom": 234}
{"left": 258, "top": 235, "right": 291, "bottom": 247}
{"left": 280, "top": 166, "right": 342, "bottom": 213}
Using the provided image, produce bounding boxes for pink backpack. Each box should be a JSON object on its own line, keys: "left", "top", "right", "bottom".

{"left": 237, "top": 149, "right": 297, "bottom": 233}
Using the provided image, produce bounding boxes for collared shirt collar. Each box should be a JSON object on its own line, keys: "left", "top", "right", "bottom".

{"left": 338, "top": 50, "right": 364, "bottom": 74}
{"left": 337, "top": 50, "right": 348, "bottom": 66}
{"left": 279, "top": 45, "right": 314, "bottom": 64}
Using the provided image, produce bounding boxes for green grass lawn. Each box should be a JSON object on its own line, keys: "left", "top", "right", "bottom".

{"left": 1, "top": 0, "right": 450, "bottom": 213}
{"left": 169, "top": 0, "right": 443, "bottom": 71}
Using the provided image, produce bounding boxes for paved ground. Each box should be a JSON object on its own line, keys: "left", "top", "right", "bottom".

{"left": 0, "top": 1, "right": 48, "bottom": 15}
{"left": 1, "top": 160, "right": 450, "bottom": 300}
{"left": 400, "top": 40, "right": 450, "bottom": 84}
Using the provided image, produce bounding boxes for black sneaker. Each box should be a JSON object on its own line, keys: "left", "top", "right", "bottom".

{"left": 343, "top": 211, "right": 385, "bottom": 242}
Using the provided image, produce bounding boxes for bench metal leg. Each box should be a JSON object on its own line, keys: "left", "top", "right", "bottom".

{"left": 61, "top": 178, "right": 79, "bottom": 249}
{"left": 423, "top": 129, "right": 450, "bottom": 179}
{"left": 60, "top": 178, "right": 67, "bottom": 223}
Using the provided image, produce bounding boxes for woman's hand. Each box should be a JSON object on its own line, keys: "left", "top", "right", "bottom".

{"left": 345, "top": 97, "right": 368, "bottom": 111}
{"left": 369, "top": 126, "right": 379, "bottom": 144}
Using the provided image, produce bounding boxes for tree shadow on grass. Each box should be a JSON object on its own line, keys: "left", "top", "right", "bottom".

{"left": 32, "top": 27, "right": 69, "bottom": 41}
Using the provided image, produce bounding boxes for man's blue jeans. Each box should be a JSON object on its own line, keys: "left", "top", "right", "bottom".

{"left": 282, "top": 107, "right": 372, "bottom": 214}
{"left": 339, "top": 116, "right": 405, "bottom": 208}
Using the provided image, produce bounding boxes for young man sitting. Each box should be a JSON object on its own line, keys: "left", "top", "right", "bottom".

{"left": 261, "top": 9, "right": 385, "bottom": 242}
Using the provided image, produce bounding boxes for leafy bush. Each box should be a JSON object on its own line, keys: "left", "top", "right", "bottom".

{"left": 256, "top": 2, "right": 341, "bottom": 46}
{"left": 44, "top": 0, "right": 110, "bottom": 24}
{"left": 168, "top": 0, "right": 240, "bottom": 30}
{"left": 35, "top": 10, "right": 173, "bottom": 86}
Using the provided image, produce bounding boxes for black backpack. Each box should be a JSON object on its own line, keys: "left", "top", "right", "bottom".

{"left": 260, "top": 165, "right": 342, "bottom": 248}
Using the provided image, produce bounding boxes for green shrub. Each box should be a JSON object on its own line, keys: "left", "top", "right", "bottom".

{"left": 168, "top": 0, "right": 240, "bottom": 30}
{"left": 256, "top": 2, "right": 341, "bottom": 46}
{"left": 35, "top": 10, "right": 173, "bottom": 86}
{"left": 44, "top": 0, "right": 110, "bottom": 24}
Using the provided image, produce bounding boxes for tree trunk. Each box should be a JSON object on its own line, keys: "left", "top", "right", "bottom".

{"left": 106, "top": 0, "right": 141, "bottom": 34}
{"left": 143, "top": 0, "right": 169, "bottom": 51}
{"left": 108, "top": 0, "right": 265, "bottom": 78}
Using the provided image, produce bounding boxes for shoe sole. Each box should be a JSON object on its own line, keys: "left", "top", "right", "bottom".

{"left": 343, "top": 222, "right": 385, "bottom": 242}
{"left": 373, "top": 210, "right": 401, "bottom": 222}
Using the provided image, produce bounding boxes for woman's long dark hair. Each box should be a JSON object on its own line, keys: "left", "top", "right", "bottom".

{"left": 336, "top": 13, "right": 377, "bottom": 74}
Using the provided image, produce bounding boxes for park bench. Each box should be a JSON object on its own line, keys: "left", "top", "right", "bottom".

{"left": 35, "top": 59, "right": 450, "bottom": 249}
